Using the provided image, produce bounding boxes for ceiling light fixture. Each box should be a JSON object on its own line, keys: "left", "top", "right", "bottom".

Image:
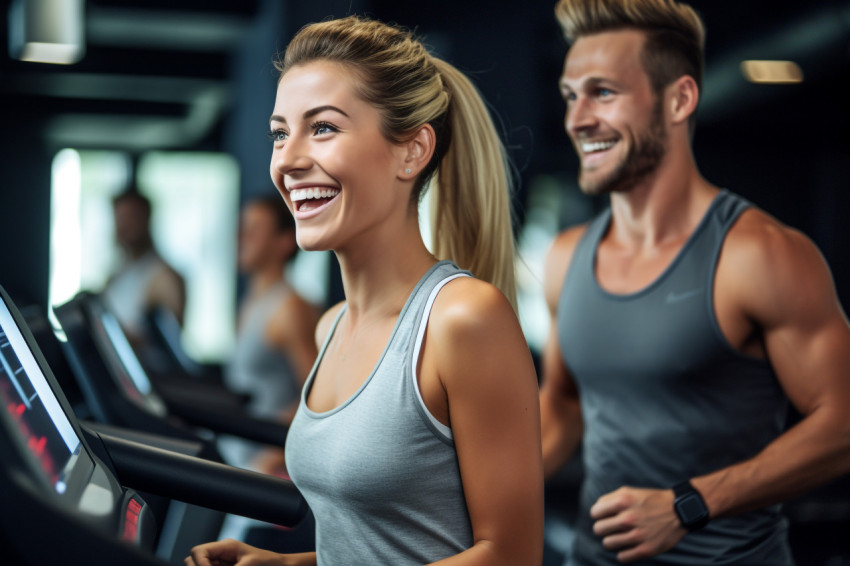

{"left": 7, "top": 0, "right": 85, "bottom": 65}
{"left": 740, "top": 60, "right": 804, "bottom": 84}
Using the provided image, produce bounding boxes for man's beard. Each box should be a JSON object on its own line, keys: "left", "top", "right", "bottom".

{"left": 579, "top": 100, "right": 667, "bottom": 196}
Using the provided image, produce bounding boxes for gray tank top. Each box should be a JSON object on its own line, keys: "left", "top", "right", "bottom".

{"left": 224, "top": 280, "right": 299, "bottom": 419}
{"left": 559, "top": 191, "right": 794, "bottom": 565}
{"left": 219, "top": 280, "right": 299, "bottom": 468}
{"left": 285, "top": 261, "right": 473, "bottom": 565}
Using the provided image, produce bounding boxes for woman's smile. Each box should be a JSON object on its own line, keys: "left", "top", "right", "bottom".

{"left": 289, "top": 187, "right": 341, "bottom": 215}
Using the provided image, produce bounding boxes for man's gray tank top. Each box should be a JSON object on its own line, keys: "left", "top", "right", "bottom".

{"left": 285, "top": 261, "right": 474, "bottom": 565}
{"left": 558, "top": 190, "right": 794, "bottom": 565}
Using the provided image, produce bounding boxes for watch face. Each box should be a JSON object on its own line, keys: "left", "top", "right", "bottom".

{"left": 677, "top": 493, "right": 708, "bottom": 523}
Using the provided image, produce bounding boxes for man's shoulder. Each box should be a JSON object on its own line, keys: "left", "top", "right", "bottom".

{"left": 720, "top": 203, "right": 827, "bottom": 312}
{"left": 552, "top": 223, "right": 590, "bottom": 253}
{"left": 543, "top": 223, "right": 592, "bottom": 311}
{"left": 150, "top": 258, "right": 185, "bottom": 289}
{"left": 724, "top": 205, "right": 811, "bottom": 265}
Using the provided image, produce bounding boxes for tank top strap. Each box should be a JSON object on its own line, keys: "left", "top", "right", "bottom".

{"left": 409, "top": 271, "right": 472, "bottom": 441}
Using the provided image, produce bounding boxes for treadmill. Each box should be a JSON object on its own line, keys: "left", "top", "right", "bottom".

{"left": 0, "top": 284, "right": 306, "bottom": 565}
{"left": 53, "top": 290, "right": 290, "bottom": 449}
{"left": 48, "top": 291, "right": 304, "bottom": 562}
{"left": 142, "top": 304, "right": 221, "bottom": 383}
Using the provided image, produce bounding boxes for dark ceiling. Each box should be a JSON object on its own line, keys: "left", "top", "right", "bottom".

{"left": 0, "top": 0, "right": 849, "bottom": 308}
{"left": 1, "top": 0, "right": 263, "bottom": 151}
{"left": 2, "top": 0, "right": 848, "bottom": 153}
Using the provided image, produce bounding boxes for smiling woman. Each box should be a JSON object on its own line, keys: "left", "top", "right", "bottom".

{"left": 185, "top": 14, "right": 544, "bottom": 566}
{"left": 268, "top": 59, "right": 408, "bottom": 255}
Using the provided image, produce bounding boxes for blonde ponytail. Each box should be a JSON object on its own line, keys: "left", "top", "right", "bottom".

{"left": 428, "top": 59, "right": 517, "bottom": 312}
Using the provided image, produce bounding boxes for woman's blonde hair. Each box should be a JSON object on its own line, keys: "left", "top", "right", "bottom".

{"left": 275, "top": 16, "right": 517, "bottom": 311}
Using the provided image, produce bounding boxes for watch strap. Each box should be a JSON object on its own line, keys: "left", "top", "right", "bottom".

{"left": 673, "top": 480, "right": 696, "bottom": 498}
{"left": 672, "top": 480, "right": 710, "bottom": 531}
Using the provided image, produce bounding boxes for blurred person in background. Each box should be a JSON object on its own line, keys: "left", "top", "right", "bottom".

{"left": 216, "top": 194, "right": 319, "bottom": 548}
{"left": 218, "top": 193, "right": 319, "bottom": 474}
{"left": 102, "top": 189, "right": 186, "bottom": 348}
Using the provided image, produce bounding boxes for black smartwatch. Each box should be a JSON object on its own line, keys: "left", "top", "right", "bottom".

{"left": 672, "top": 481, "right": 710, "bottom": 531}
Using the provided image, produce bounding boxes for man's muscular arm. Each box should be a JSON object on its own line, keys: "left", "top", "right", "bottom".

{"left": 693, "top": 211, "right": 850, "bottom": 515}
{"left": 591, "top": 210, "right": 850, "bottom": 562}
{"left": 540, "top": 226, "right": 586, "bottom": 478}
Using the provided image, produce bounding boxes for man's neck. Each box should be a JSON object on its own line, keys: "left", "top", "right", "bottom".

{"left": 607, "top": 150, "right": 717, "bottom": 250}
{"left": 124, "top": 244, "right": 154, "bottom": 262}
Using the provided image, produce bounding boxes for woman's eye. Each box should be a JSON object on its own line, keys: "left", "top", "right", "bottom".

{"left": 312, "top": 121, "right": 338, "bottom": 135}
{"left": 266, "top": 129, "right": 287, "bottom": 142}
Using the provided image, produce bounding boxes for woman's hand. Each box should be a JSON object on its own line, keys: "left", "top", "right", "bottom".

{"left": 185, "top": 539, "right": 287, "bottom": 566}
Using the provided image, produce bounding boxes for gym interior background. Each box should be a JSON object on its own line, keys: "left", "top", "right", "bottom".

{"left": 1, "top": 0, "right": 848, "bottom": 564}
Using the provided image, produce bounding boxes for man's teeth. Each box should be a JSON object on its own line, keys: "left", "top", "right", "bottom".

{"left": 290, "top": 188, "right": 340, "bottom": 202}
{"left": 582, "top": 140, "right": 617, "bottom": 153}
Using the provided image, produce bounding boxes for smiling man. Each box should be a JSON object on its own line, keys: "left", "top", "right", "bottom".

{"left": 539, "top": 0, "right": 850, "bottom": 564}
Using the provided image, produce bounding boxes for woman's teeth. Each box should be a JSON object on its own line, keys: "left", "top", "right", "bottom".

{"left": 290, "top": 188, "right": 340, "bottom": 202}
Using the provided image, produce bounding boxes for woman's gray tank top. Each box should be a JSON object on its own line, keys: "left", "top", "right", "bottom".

{"left": 559, "top": 190, "right": 794, "bottom": 565}
{"left": 285, "top": 261, "right": 473, "bottom": 565}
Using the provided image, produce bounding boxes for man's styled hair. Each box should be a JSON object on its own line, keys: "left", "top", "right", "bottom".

{"left": 556, "top": 0, "right": 705, "bottom": 103}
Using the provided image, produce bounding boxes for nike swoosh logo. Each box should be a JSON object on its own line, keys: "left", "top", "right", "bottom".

{"left": 665, "top": 289, "right": 703, "bottom": 304}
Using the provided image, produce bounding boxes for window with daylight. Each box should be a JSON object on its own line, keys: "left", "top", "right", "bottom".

{"left": 49, "top": 149, "right": 240, "bottom": 363}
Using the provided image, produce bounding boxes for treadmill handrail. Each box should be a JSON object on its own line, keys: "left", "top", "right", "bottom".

{"left": 82, "top": 420, "right": 208, "bottom": 457}
{"left": 91, "top": 427, "right": 307, "bottom": 527}
{"left": 164, "top": 394, "right": 289, "bottom": 447}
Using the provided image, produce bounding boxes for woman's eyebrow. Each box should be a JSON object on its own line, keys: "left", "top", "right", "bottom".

{"left": 270, "top": 105, "right": 350, "bottom": 125}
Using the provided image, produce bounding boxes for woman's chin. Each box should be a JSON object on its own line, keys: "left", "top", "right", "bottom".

{"left": 295, "top": 233, "right": 332, "bottom": 253}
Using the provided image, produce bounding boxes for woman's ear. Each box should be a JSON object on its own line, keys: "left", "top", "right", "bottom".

{"left": 399, "top": 123, "right": 436, "bottom": 180}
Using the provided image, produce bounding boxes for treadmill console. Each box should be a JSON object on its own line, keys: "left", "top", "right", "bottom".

{"left": 54, "top": 292, "right": 169, "bottom": 423}
{"left": 1, "top": 299, "right": 85, "bottom": 495}
{"left": 0, "top": 286, "right": 156, "bottom": 548}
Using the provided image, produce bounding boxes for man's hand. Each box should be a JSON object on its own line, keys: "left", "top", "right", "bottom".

{"left": 590, "top": 486, "right": 687, "bottom": 563}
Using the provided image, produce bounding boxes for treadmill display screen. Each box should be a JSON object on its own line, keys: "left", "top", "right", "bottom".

{"left": 0, "top": 296, "right": 81, "bottom": 493}
{"left": 97, "top": 309, "right": 153, "bottom": 397}
{"left": 86, "top": 301, "right": 167, "bottom": 417}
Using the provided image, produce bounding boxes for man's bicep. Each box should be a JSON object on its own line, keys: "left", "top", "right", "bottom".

{"left": 540, "top": 321, "right": 582, "bottom": 477}
{"left": 540, "top": 322, "right": 578, "bottom": 400}
{"left": 765, "top": 308, "right": 850, "bottom": 417}
{"left": 755, "top": 231, "right": 850, "bottom": 415}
